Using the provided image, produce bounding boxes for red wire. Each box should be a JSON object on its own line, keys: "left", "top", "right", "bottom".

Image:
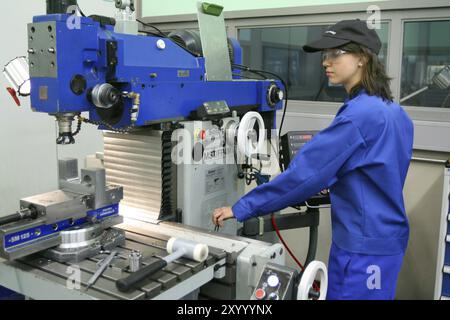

{"left": 271, "top": 214, "right": 320, "bottom": 293}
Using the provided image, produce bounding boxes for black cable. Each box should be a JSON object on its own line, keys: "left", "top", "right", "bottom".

{"left": 136, "top": 19, "right": 166, "bottom": 37}
{"left": 137, "top": 29, "right": 167, "bottom": 38}
{"left": 77, "top": 4, "right": 86, "bottom": 17}
{"left": 232, "top": 64, "right": 289, "bottom": 139}
{"left": 136, "top": 20, "right": 201, "bottom": 57}
{"left": 72, "top": 117, "right": 82, "bottom": 137}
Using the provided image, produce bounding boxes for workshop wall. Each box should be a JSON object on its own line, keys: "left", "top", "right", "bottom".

{"left": 0, "top": 0, "right": 115, "bottom": 215}
{"left": 141, "top": 0, "right": 390, "bottom": 17}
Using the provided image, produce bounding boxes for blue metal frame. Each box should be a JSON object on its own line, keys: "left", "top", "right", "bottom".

{"left": 29, "top": 14, "right": 283, "bottom": 129}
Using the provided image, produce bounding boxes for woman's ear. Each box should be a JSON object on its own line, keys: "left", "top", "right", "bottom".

{"left": 359, "top": 55, "right": 369, "bottom": 67}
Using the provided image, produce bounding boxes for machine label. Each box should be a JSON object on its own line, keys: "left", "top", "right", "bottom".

{"left": 3, "top": 204, "right": 119, "bottom": 249}
{"left": 205, "top": 167, "right": 225, "bottom": 195}
{"left": 177, "top": 70, "right": 190, "bottom": 78}
{"left": 39, "top": 86, "right": 48, "bottom": 100}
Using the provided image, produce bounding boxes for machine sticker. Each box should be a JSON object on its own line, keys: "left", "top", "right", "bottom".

{"left": 39, "top": 86, "right": 48, "bottom": 100}
{"left": 177, "top": 70, "right": 190, "bottom": 78}
{"left": 205, "top": 167, "right": 225, "bottom": 195}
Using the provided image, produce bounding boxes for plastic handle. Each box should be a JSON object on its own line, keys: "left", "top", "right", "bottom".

{"left": 116, "top": 259, "right": 167, "bottom": 292}
{"left": 201, "top": 3, "right": 223, "bottom": 16}
{"left": 6, "top": 87, "right": 20, "bottom": 107}
{"left": 0, "top": 212, "right": 21, "bottom": 226}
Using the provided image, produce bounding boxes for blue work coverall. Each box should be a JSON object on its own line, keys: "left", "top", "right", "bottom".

{"left": 232, "top": 90, "right": 414, "bottom": 300}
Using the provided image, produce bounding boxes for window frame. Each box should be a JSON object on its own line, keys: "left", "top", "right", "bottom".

{"left": 137, "top": 1, "right": 450, "bottom": 151}
{"left": 236, "top": 21, "right": 391, "bottom": 104}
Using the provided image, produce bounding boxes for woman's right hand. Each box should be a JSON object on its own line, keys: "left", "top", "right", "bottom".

{"left": 212, "top": 207, "right": 235, "bottom": 227}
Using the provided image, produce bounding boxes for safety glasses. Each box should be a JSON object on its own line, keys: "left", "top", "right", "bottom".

{"left": 322, "top": 49, "right": 348, "bottom": 62}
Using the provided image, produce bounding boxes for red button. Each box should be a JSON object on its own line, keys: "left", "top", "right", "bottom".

{"left": 199, "top": 130, "right": 206, "bottom": 140}
{"left": 255, "top": 288, "right": 266, "bottom": 300}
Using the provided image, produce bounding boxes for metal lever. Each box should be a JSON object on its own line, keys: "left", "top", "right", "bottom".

{"left": 0, "top": 207, "right": 38, "bottom": 226}
{"left": 85, "top": 250, "right": 118, "bottom": 291}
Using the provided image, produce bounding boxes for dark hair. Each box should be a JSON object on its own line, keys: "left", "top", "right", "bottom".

{"left": 339, "top": 42, "right": 393, "bottom": 102}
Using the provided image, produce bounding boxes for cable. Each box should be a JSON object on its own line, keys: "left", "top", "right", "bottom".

{"left": 77, "top": 4, "right": 86, "bottom": 17}
{"left": 232, "top": 64, "right": 289, "bottom": 141}
{"left": 72, "top": 116, "right": 82, "bottom": 137}
{"left": 271, "top": 214, "right": 320, "bottom": 292}
{"left": 136, "top": 19, "right": 166, "bottom": 37}
{"left": 79, "top": 116, "right": 134, "bottom": 134}
{"left": 136, "top": 29, "right": 165, "bottom": 38}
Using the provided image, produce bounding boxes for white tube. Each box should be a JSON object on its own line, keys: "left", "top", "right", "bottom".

{"left": 166, "top": 237, "right": 209, "bottom": 262}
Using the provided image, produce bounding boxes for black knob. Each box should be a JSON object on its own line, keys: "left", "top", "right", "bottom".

{"left": 267, "top": 84, "right": 284, "bottom": 107}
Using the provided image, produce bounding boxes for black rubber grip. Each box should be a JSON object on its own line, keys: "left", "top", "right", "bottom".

{"left": 0, "top": 213, "right": 21, "bottom": 226}
{"left": 116, "top": 259, "right": 167, "bottom": 292}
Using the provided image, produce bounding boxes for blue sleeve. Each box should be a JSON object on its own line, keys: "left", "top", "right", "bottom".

{"left": 232, "top": 115, "right": 367, "bottom": 222}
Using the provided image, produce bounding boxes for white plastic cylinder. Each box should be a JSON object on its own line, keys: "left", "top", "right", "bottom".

{"left": 166, "top": 237, "right": 209, "bottom": 262}
{"left": 3, "top": 57, "right": 30, "bottom": 96}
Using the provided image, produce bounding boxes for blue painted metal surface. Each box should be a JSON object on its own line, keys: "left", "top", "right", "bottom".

{"left": 29, "top": 14, "right": 283, "bottom": 128}
{"left": 0, "top": 287, "right": 24, "bottom": 300}
{"left": 3, "top": 204, "right": 119, "bottom": 250}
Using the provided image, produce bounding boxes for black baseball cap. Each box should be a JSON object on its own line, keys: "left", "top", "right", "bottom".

{"left": 303, "top": 19, "right": 382, "bottom": 55}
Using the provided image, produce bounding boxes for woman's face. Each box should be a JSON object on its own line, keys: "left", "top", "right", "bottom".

{"left": 322, "top": 49, "right": 363, "bottom": 89}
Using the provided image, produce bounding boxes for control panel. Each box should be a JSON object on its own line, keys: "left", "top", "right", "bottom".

{"left": 191, "top": 100, "right": 231, "bottom": 120}
{"left": 280, "top": 131, "right": 331, "bottom": 206}
{"left": 251, "top": 263, "right": 298, "bottom": 300}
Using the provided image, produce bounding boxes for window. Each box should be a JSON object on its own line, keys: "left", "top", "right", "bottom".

{"left": 400, "top": 20, "right": 450, "bottom": 108}
{"left": 238, "top": 23, "right": 389, "bottom": 103}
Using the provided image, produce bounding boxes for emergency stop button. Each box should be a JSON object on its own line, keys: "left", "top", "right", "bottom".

{"left": 255, "top": 288, "right": 266, "bottom": 300}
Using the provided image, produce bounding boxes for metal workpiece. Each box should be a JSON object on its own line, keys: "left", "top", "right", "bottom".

{"left": 128, "top": 250, "right": 142, "bottom": 272}
{"left": 58, "top": 158, "right": 79, "bottom": 181}
{"left": 43, "top": 218, "right": 125, "bottom": 263}
{"left": 59, "top": 165, "right": 124, "bottom": 210}
{"left": 20, "top": 190, "right": 88, "bottom": 225}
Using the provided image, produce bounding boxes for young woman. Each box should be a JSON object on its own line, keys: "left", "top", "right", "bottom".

{"left": 212, "top": 19, "right": 414, "bottom": 300}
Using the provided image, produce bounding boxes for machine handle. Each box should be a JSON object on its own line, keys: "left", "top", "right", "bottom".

{"left": 0, "top": 213, "right": 22, "bottom": 226}
{"left": 116, "top": 259, "right": 167, "bottom": 292}
{"left": 6, "top": 87, "right": 21, "bottom": 107}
